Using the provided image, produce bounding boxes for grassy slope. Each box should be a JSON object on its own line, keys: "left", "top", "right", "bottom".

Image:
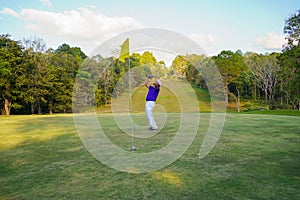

{"left": 1, "top": 79, "right": 299, "bottom": 199}
{"left": 0, "top": 114, "right": 299, "bottom": 199}
{"left": 99, "top": 78, "right": 300, "bottom": 115}
{"left": 98, "top": 79, "right": 212, "bottom": 113}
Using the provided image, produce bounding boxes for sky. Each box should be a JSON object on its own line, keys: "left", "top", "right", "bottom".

{"left": 0, "top": 0, "right": 299, "bottom": 64}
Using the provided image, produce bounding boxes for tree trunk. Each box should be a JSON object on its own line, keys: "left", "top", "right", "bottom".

{"left": 225, "top": 85, "right": 229, "bottom": 106}
{"left": 49, "top": 100, "right": 53, "bottom": 114}
{"left": 269, "top": 94, "right": 275, "bottom": 110}
{"left": 253, "top": 82, "right": 257, "bottom": 101}
{"left": 236, "top": 86, "right": 241, "bottom": 112}
{"left": 38, "top": 102, "right": 42, "bottom": 114}
{"left": 264, "top": 88, "right": 268, "bottom": 100}
{"left": 280, "top": 82, "right": 283, "bottom": 107}
{"left": 31, "top": 104, "right": 35, "bottom": 114}
{"left": 225, "top": 73, "right": 229, "bottom": 106}
{"left": 3, "top": 99, "right": 11, "bottom": 116}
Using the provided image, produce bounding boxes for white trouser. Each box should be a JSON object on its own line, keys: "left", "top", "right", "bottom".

{"left": 145, "top": 101, "right": 158, "bottom": 129}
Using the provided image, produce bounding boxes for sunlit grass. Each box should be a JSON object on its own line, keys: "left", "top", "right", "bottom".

{"left": 0, "top": 114, "right": 75, "bottom": 150}
{"left": 97, "top": 79, "right": 212, "bottom": 113}
{"left": 152, "top": 171, "right": 183, "bottom": 187}
{"left": 0, "top": 113, "right": 299, "bottom": 199}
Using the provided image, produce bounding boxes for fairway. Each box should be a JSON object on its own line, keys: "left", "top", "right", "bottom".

{"left": 1, "top": 1, "right": 300, "bottom": 199}
{"left": 0, "top": 113, "right": 299, "bottom": 199}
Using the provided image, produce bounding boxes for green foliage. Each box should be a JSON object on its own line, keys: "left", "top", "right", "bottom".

{"left": 279, "top": 47, "right": 300, "bottom": 109}
{"left": 280, "top": 10, "right": 300, "bottom": 110}
{"left": 55, "top": 43, "right": 87, "bottom": 60}
{"left": 140, "top": 51, "right": 157, "bottom": 65}
{"left": 47, "top": 52, "right": 80, "bottom": 113}
{"left": 2, "top": 8, "right": 300, "bottom": 115}
{"left": 280, "top": 10, "right": 300, "bottom": 109}
{"left": 0, "top": 36, "right": 87, "bottom": 114}
{"left": 245, "top": 52, "right": 281, "bottom": 110}
{"left": 284, "top": 9, "right": 300, "bottom": 50}
{"left": 213, "top": 50, "right": 247, "bottom": 110}
{"left": 171, "top": 55, "right": 187, "bottom": 78}
{"left": 138, "top": 51, "right": 167, "bottom": 78}
{"left": 0, "top": 34, "right": 25, "bottom": 115}
{"left": 213, "top": 50, "right": 247, "bottom": 86}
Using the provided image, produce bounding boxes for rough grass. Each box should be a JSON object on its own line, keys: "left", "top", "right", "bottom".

{"left": 0, "top": 113, "right": 299, "bottom": 199}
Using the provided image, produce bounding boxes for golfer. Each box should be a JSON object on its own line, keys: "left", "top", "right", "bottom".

{"left": 145, "top": 76, "right": 161, "bottom": 130}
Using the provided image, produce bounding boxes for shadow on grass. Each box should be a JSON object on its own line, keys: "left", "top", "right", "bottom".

{"left": 0, "top": 114, "right": 299, "bottom": 199}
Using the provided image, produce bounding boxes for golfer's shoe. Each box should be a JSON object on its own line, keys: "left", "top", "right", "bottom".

{"left": 149, "top": 127, "right": 157, "bottom": 131}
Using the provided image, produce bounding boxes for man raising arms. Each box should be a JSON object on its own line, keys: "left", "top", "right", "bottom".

{"left": 145, "top": 76, "right": 161, "bottom": 130}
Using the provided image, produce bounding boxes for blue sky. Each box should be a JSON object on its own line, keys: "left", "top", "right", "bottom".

{"left": 0, "top": 0, "right": 299, "bottom": 59}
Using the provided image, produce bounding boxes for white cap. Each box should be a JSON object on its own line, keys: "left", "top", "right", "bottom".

{"left": 156, "top": 79, "right": 162, "bottom": 86}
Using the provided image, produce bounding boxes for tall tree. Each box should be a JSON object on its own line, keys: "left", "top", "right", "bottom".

{"left": 139, "top": 51, "right": 161, "bottom": 77}
{"left": 213, "top": 50, "right": 247, "bottom": 108}
{"left": 22, "top": 36, "right": 49, "bottom": 114}
{"left": 74, "top": 54, "right": 105, "bottom": 112}
{"left": 140, "top": 51, "right": 157, "bottom": 65}
{"left": 97, "top": 57, "right": 115, "bottom": 106}
{"left": 186, "top": 54, "right": 207, "bottom": 88}
{"left": 46, "top": 51, "right": 80, "bottom": 113}
{"left": 55, "top": 43, "right": 87, "bottom": 60}
{"left": 246, "top": 53, "right": 280, "bottom": 110}
{"left": 171, "top": 55, "right": 187, "bottom": 78}
{"left": 279, "top": 49, "right": 300, "bottom": 110}
{"left": 282, "top": 9, "right": 300, "bottom": 110}
{"left": 0, "top": 35, "right": 24, "bottom": 115}
{"left": 23, "top": 36, "right": 47, "bottom": 53}
{"left": 283, "top": 10, "right": 300, "bottom": 50}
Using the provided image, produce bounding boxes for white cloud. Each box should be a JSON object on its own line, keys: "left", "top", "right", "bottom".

{"left": 0, "top": 7, "right": 20, "bottom": 18}
{"left": 39, "top": 0, "right": 53, "bottom": 7}
{"left": 255, "top": 32, "right": 286, "bottom": 51}
{"left": 189, "top": 33, "right": 216, "bottom": 46}
{"left": 188, "top": 33, "right": 218, "bottom": 55}
{"left": 19, "top": 6, "right": 142, "bottom": 54}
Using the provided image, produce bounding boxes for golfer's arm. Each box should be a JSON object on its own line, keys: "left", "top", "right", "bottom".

{"left": 144, "top": 79, "right": 149, "bottom": 88}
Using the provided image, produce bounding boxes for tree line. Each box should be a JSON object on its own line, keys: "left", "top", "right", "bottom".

{"left": 1, "top": 10, "right": 299, "bottom": 115}
{"left": 171, "top": 10, "right": 300, "bottom": 111}
{"left": 0, "top": 36, "right": 167, "bottom": 115}
{"left": 172, "top": 50, "right": 299, "bottom": 111}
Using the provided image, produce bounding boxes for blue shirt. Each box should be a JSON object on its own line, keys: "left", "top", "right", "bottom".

{"left": 146, "top": 86, "right": 160, "bottom": 101}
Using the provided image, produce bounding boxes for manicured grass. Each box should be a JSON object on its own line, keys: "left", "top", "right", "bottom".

{"left": 243, "top": 109, "right": 300, "bottom": 116}
{"left": 97, "top": 79, "right": 213, "bottom": 113}
{"left": 100, "top": 78, "right": 300, "bottom": 114}
{"left": 0, "top": 113, "right": 299, "bottom": 199}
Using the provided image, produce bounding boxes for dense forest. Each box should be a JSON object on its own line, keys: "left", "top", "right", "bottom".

{"left": 1, "top": 10, "right": 299, "bottom": 115}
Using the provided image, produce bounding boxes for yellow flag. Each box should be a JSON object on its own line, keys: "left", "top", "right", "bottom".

{"left": 119, "top": 38, "right": 129, "bottom": 62}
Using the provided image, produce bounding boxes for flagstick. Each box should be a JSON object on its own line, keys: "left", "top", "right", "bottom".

{"left": 128, "top": 57, "right": 135, "bottom": 151}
